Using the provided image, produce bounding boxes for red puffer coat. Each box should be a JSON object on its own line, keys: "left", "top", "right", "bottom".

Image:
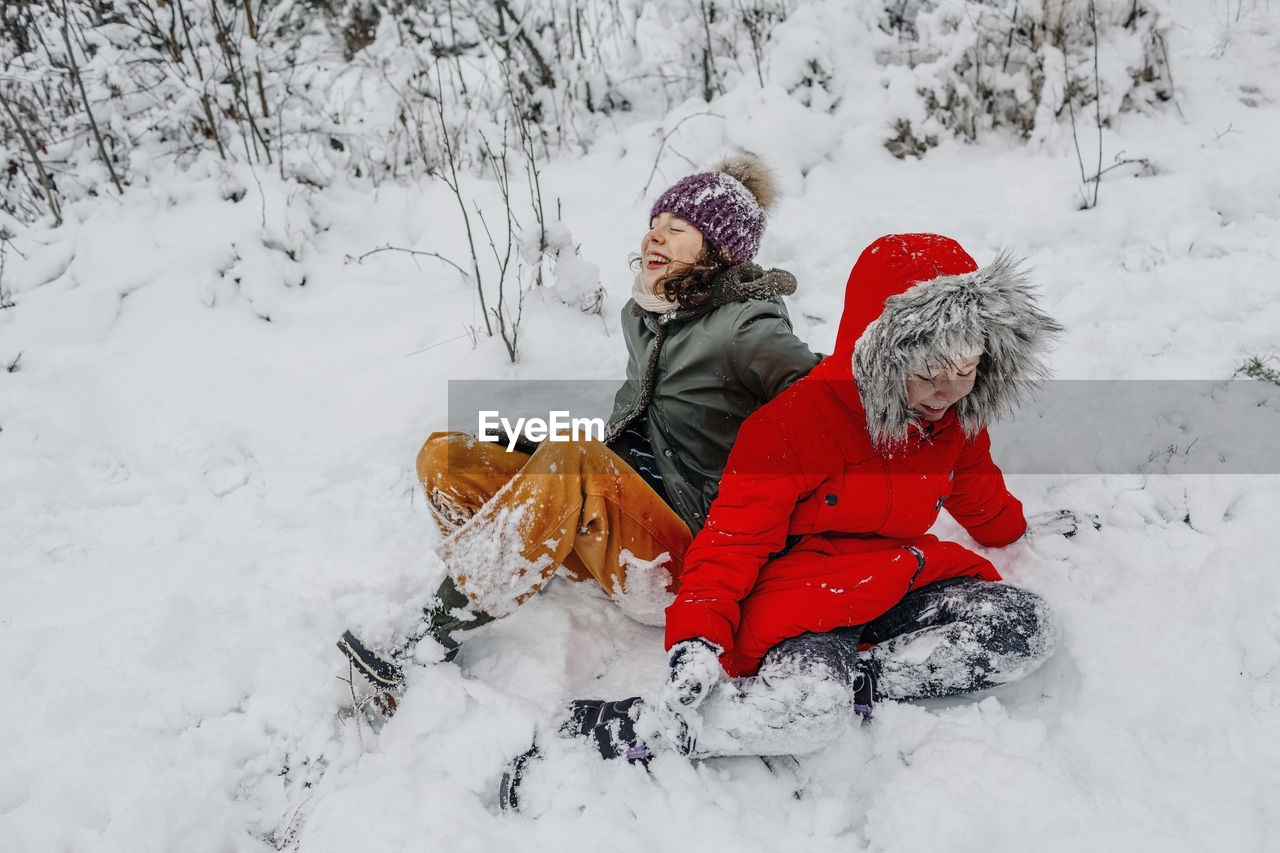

{"left": 664, "top": 234, "right": 1035, "bottom": 677}
{"left": 663, "top": 355, "right": 1025, "bottom": 676}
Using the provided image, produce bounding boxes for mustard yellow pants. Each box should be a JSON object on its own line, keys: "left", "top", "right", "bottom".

{"left": 417, "top": 432, "right": 694, "bottom": 625}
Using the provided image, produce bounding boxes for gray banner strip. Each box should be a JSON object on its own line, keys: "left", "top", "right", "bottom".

{"left": 445, "top": 380, "right": 1280, "bottom": 474}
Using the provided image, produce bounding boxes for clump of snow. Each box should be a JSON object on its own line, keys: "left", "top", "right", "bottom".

{"left": 435, "top": 501, "right": 557, "bottom": 619}
{"left": 536, "top": 220, "right": 605, "bottom": 315}
{"left": 611, "top": 549, "right": 676, "bottom": 627}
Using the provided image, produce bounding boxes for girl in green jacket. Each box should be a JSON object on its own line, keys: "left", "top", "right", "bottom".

{"left": 339, "top": 156, "right": 820, "bottom": 699}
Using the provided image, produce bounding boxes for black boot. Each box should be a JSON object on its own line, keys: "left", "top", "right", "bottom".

{"left": 338, "top": 576, "right": 494, "bottom": 691}
{"left": 409, "top": 575, "right": 495, "bottom": 662}
{"left": 498, "top": 697, "right": 651, "bottom": 814}
{"left": 562, "top": 697, "right": 653, "bottom": 763}
{"left": 852, "top": 661, "right": 877, "bottom": 723}
{"left": 337, "top": 630, "right": 406, "bottom": 690}
{"left": 498, "top": 744, "right": 541, "bottom": 813}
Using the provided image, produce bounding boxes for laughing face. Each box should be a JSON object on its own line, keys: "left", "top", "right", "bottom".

{"left": 640, "top": 212, "right": 706, "bottom": 292}
{"left": 905, "top": 355, "right": 981, "bottom": 422}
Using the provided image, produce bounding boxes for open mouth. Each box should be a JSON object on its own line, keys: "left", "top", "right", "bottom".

{"left": 645, "top": 252, "right": 670, "bottom": 270}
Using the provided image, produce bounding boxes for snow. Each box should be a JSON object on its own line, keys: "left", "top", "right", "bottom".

{"left": 3, "top": 1, "right": 1280, "bottom": 850}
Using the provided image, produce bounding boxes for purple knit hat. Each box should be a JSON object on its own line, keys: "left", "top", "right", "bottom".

{"left": 649, "top": 155, "right": 776, "bottom": 264}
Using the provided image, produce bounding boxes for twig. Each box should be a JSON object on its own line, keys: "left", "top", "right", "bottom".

{"left": 174, "top": 0, "right": 204, "bottom": 78}
{"left": 241, "top": 0, "right": 258, "bottom": 39}
{"left": 404, "top": 331, "right": 475, "bottom": 356}
{"left": 240, "top": 0, "right": 270, "bottom": 119}
{"left": 0, "top": 90, "right": 62, "bottom": 225}
{"left": 1094, "top": 152, "right": 1153, "bottom": 179}
{"left": 278, "top": 100, "right": 284, "bottom": 180}
{"left": 209, "top": 0, "right": 271, "bottom": 164}
{"left": 337, "top": 662, "right": 366, "bottom": 752}
{"left": 432, "top": 57, "right": 492, "bottom": 336}
{"left": 355, "top": 244, "right": 469, "bottom": 278}
{"left": 59, "top": 3, "right": 124, "bottom": 194}
{"left": 640, "top": 110, "right": 722, "bottom": 198}
{"left": 1089, "top": 0, "right": 1102, "bottom": 208}
{"left": 1066, "top": 96, "right": 1090, "bottom": 209}
{"left": 699, "top": 0, "right": 720, "bottom": 103}
{"left": 490, "top": 0, "right": 555, "bottom": 89}
{"left": 200, "top": 92, "right": 227, "bottom": 160}
{"left": 475, "top": 204, "right": 518, "bottom": 360}
{"left": 1003, "top": 1, "right": 1018, "bottom": 73}
{"left": 0, "top": 234, "right": 16, "bottom": 311}
{"left": 475, "top": 126, "right": 522, "bottom": 362}
{"left": 509, "top": 76, "right": 547, "bottom": 271}
{"left": 1153, "top": 32, "right": 1183, "bottom": 119}
{"left": 275, "top": 800, "right": 309, "bottom": 852}
{"left": 248, "top": 162, "right": 267, "bottom": 228}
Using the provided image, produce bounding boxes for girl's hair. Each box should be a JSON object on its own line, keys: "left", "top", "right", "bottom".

{"left": 631, "top": 247, "right": 733, "bottom": 309}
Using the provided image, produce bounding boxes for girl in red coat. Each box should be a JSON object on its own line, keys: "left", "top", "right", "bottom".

{"left": 528, "top": 233, "right": 1077, "bottom": 771}
{"left": 650, "top": 232, "right": 1068, "bottom": 758}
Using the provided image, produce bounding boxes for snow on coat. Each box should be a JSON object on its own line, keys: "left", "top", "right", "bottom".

{"left": 664, "top": 234, "right": 1063, "bottom": 677}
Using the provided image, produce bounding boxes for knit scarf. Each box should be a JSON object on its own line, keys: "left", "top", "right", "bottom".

{"left": 631, "top": 274, "right": 681, "bottom": 315}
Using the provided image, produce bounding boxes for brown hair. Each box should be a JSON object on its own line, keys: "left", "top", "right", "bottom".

{"left": 630, "top": 247, "right": 733, "bottom": 309}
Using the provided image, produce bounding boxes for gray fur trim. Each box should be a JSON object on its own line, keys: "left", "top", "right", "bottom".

{"left": 852, "top": 253, "right": 1064, "bottom": 448}
{"left": 630, "top": 263, "right": 796, "bottom": 321}
{"left": 709, "top": 263, "right": 796, "bottom": 302}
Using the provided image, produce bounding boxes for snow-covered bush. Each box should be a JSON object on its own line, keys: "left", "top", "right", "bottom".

{"left": 0, "top": 0, "right": 792, "bottom": 225}
{"left": 0, "top": 0, "right": 284, "bottom": 222}
{"left": 0, "top": 0, "right": 790, "bottom": 360}
{"left": 879, "top": 0, "right": 1174, "bottom": 157}
{"left": 0, "top": 0, "right": 1182, "bottom": 219}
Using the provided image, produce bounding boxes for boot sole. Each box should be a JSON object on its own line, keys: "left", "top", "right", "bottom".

{"left": 338, "top": 630, "right": 405, "bottom": 689}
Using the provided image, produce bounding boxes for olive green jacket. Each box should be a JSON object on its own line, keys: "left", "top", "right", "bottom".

{"left": 604, "top": 264, "right": 819, "bottom": 532}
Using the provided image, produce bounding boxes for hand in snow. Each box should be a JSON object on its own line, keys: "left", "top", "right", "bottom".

{"left": 1026, "top": 509, "right": 1101, "bottom": 539}
{"left": 661, "top": 637, "right": 723, "bottom": 717}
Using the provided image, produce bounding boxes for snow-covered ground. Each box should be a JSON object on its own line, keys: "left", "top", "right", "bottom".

{"left": 3, "top": 2, "right": 1280, "bottom": 850}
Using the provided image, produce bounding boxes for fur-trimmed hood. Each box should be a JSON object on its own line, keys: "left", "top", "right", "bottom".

{"left": 630, "top": 262, "right": 797, "bottom": 322}
{"left": 834, "top": 233, "right": 979, "bottom": 357}
{"left": 851, "top": 239, "right": 1064, "bottom": 449}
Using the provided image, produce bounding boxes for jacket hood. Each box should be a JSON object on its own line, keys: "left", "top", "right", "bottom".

{"left": 848, "top": 236, "right": 1064, "bottom": 449}
{"left": 631, "top": 262, "right": 797, "bottom": 322}
{"left": 833, "top": 234, "right": 979, "bottom": 357}
{"left": 707, "top": 262, "right": 797, "bottom": 302}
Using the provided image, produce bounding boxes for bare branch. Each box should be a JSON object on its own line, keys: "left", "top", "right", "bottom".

{"left": 0, "top": 89, "right": 62, "bottom": 225}
{"left": 59, "top": 3, "right": 124, "bottom": 194}
{"left": 641, "top": 111, "right": 722, "bottom": 198}
{"left": 354, "top": 244, "right": 469, "bottom": 279}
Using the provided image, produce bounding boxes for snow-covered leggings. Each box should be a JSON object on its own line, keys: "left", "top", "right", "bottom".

{"left": 676, "top": 578, "right": 1056, "bottom": 758}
